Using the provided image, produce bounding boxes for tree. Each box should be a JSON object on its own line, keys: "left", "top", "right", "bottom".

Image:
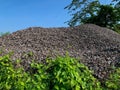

{"left": 65, "top": 0, "right": 100, "bottom": 26}
{"left": 65, "top": 0, "right": 120, "bottom": 29}
{"left": 83, "top": 5, "right": 120, "bottom": 29}
{"left": 112, "top": 0, "right": 120, "bottom": 7}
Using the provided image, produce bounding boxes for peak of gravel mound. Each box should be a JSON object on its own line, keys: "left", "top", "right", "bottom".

{"left": 0, "top": 24, "right": 120, "bottom": 81}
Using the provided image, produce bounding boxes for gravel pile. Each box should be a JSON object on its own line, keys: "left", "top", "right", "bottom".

{"left": 0, "top": 24, "right": 120, "bottom": 81}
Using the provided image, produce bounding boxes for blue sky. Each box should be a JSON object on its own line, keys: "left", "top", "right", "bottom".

{"left": 0, "top": 0, "right": 111, "bottom": 33}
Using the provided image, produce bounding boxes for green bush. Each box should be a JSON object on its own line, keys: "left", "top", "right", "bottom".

{"left": 0, "top": 53, "right": 28, "bottom": 90}
{"left": 0, "top": 52, "right": 119, "bottom": 90}
{"left": 0, "top": 53, "right": 47, "bottom": 90}
{"left": 0, "top": 32, "right": 10, "bottom": 37}
{"left": 43, "top": 54, "right": 102, "bottom": 90}
{"left": 104, "top": 67, "right": 120, "bottom": 90}
{"left": 0, "top": 53, "right": 102, "bottom": 90}
{"left": 113, "top": 24, "right": 120, "bottom": 34}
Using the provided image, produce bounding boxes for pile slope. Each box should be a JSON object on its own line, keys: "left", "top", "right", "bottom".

{"left": 0, "top": 24, "right": 120, "bottom": 81}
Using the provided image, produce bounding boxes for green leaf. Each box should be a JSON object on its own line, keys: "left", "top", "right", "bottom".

{"left": 54, "top": 85, "right": 59, "bottom": 90}
{"left": 75, "top": 85, "right": 80, "bottom": 90}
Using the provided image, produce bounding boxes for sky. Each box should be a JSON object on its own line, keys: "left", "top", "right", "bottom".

{"left": 0, "top": 0, "right": 112, "bottom": 33}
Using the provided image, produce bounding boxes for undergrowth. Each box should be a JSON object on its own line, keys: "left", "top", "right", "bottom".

{"left": 0, "top": 32, "right": 10, "bottom": 37}
{"left": 0, "top": 53, "right": 120, "bottom": 90}
{"left": 113, "top": 24, "right": 120, "bottom": 34}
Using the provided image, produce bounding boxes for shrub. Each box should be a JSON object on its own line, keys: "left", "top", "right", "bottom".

{"left": 0, "top": 32, "right": 10, "bottom": 37}
{"left": 1, "top": 52, "right": 120, "bottom": 90}
{"left": 31, "top": 54, "right": 102, "bottom": 90}
{"left": 0, "top": 53, "right": 48, "bottom": 90}
{"left": 113, "top": 24, "right": 120, "bottom": 34}
{"left": 104, "top": 67, "right": 120, "bottom": 90}
{"left": 0, "top": 53, "right": 28, "bottom": 90}
{"left": 0, "top": 54, "right": 120, "bottom": 90}
{"left": 0, "top": 53, "right": 102, "bottom": 90}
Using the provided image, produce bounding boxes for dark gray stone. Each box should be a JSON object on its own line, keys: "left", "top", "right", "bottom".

{"left": 0, "top": 24, "right": 120, "bottom": 81}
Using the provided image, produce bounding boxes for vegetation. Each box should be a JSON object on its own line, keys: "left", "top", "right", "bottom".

{"left": 113, "top": 24, "right": 120, "bottom": 34}
{"left": 82, "top": 5, "right": 120, "bottom": 30}
{"left": 65, "top": 0, "right": 120, "bottom": 33}
{"left": 0, "top": 52, "right": 120, "bottom": 90}
{"left": 65, "top": 0, "right": 100, "bottom": 26}
{"left": 104, "top": 68, "right": 120, "bottom": 90}
{"left": 0, "top": 32, "right": 10, "bottom": 37}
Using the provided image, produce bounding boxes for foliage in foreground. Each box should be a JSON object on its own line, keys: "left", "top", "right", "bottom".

{"left": 0, "top": 53, "right": 120, "bottom": 90}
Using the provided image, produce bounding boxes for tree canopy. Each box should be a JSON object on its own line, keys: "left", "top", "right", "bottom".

{"left": 65, "top": 0, "right": 120, "bottom": 31}
{"left": 82, "top": 5, "right": 120, "bottom": 29}
{"left": 65, "top": 0, "right": 100, "bottom": 26}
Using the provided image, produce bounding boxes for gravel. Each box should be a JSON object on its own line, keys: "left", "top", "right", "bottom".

{"left": 0, "top": 24, "right": 120, "bottom": 82}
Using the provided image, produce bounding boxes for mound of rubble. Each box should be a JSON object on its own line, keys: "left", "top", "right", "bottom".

{"left": 0, "top": 24, "right": 120, "bottom": 81}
